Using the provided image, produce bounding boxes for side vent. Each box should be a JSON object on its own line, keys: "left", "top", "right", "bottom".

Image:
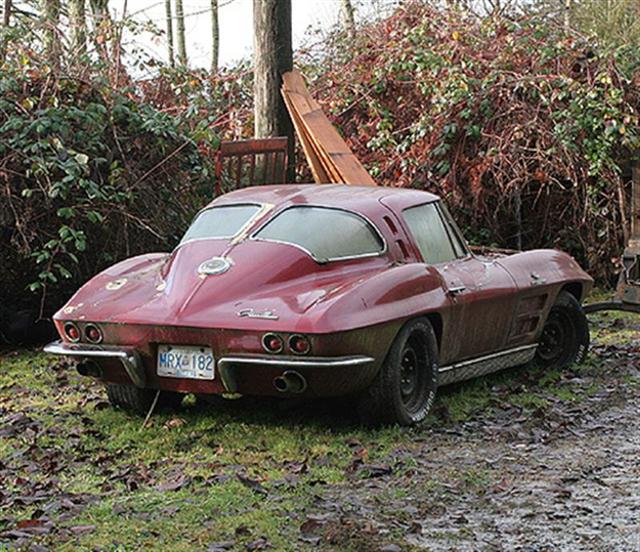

{"left": 396, "top": 239, "right": 410, "bottom": 260}
{"left": 383, "top": 215, "right": 398, "bottom": 234}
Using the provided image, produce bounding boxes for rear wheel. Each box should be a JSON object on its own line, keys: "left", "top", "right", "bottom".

{"left": 535, "top": 291, "right": 589, "bottom": 369}
{"left": 358, "top": 318, "right": 438, "bottom": 426}
{"left": 106, "top": 384, "right": 183, "bottom": 415}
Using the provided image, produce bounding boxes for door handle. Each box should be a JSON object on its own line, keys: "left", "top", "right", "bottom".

{"left": 447, "top": 285, "right": 466, "bottom": 295}
{"left": 530, "top": 273, "right": 547, "bottom": 286}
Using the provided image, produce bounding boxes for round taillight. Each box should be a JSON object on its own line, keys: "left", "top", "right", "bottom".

{"left": 85, "top": 324, "right": 103, "bottom": 344}
{"left": 64, "top": 322, "right": 80, "bottom": 343}
{"left": 262, "top": 333, "right": 283, "bottom": 354}
{"left": 288, "top": 334, "right": 311, "bottom": 355}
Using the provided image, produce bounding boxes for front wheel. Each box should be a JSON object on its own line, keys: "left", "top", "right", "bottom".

{"left": 358, "top": 318, "right": 438, "bottom": 426}
{"left": 535, "top": 290, "right": 589, "bottom": 369}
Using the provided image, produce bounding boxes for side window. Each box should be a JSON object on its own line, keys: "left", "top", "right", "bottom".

{"left": 438, "top": 202, "right": 468, "bottom": 258}
{"left": 403, "top": 202, "right": 457, "bottom": 264}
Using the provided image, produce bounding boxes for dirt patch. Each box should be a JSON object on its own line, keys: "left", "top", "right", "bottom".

{"left": 304, "top": 319, "right": 640, "bottom": 551}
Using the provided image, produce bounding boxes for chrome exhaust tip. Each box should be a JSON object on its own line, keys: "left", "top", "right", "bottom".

{"left": 273, "top": 375, "right": 288, "bottom": 392}
{"left": 76, "top": 360, "right": 103, "bottom": 379}
{"left": 273, "top": 370, "right": 307, "bottom": 394}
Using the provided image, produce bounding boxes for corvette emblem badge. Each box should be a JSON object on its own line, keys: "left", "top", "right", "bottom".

{"left": 237, "top": 308, "right": 279, "bottom": 320}
{"left": 198, "top": 257, "right": 232, "bottom": 276}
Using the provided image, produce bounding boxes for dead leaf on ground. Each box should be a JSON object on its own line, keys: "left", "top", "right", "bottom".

{"left": 236, "top": 474, "right": 268, "bottom": 495}
{"left": 164, "top": 417, "right": 187, "bottom": 429}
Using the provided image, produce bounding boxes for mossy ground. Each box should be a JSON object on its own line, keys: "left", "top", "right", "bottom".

{"left": 0, "top": 302, "right": 638, "bottom": 550}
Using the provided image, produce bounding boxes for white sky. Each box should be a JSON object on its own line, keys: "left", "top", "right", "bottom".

{"left": 116, "top": 0, "right": 390, "bottom": 69}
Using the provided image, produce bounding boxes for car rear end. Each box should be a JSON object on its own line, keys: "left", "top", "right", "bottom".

{"left": 46, "top": 320, "right": 394, "bottom": 398}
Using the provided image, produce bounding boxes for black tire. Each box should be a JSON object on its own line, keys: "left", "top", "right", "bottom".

{"left": 535, "top": 290, "right": 589, "bottom": 369}
{"left": 358, "top": 318, "right": 438, "bottom": 426}
{"left": 106, "top": 384, "right": 183, "bottom": 415}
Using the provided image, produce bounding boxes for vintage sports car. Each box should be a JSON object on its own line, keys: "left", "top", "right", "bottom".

{"left": 45, "top": 185, "right": 593, "bottom": 425}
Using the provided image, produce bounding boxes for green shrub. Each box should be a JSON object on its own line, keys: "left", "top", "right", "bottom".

{"left": 0, "top": 58, "right": 217, "bottom": 317}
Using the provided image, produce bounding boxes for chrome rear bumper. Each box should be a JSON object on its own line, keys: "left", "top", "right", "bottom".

{"left": 44, "top": 341, "right": 375, "bottom": 394}
{"left": 218, "top": 355, "right": 374, "bottom": 369}
{"left": 43, "top": 341, "right": 146, "bottom": 387}
{"left": 216, "top": 354, "right": 375, "bottom": 393}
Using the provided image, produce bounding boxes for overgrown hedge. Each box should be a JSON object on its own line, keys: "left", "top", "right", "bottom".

{"left": 0, "top": 60, "right": 218, "bottom": 326}
{"left": 2, "top": 2, "right": 640, "bottom": 338}
{"left": 307, "top": 2, "right": 640, "bottom": 282}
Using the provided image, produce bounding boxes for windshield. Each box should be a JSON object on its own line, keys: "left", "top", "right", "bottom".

{"left": 254, "top": 206, "right": 384, "bottom": 262}
{"left": 180, "top": 204, "right": 261, "bottom": 244}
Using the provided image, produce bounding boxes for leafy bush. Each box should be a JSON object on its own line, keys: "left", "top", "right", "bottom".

{"left": 0, "top": 54, "right": 218, "bottom": 320}
{"left": 307, "top": 2, "right": 640, "bottom": 282}
{"left": 3, "top": 1, "right": 639, "bottom": 333}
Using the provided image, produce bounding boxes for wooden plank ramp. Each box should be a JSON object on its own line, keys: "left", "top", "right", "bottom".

{"left": 281, "top": 70, "right": 377, "bottom": 186}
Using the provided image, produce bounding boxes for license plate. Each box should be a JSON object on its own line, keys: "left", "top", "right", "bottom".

{"left": 157, "top": 345, "right": 214, "bottom": 380}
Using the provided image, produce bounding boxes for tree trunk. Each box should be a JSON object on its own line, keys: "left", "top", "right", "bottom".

{"left": 165, "top": 0, "right": 174, "bottom": 67}
{"left": 112, "top": 0, "right": 128, "bottom": 85}
{"left": 0, "top": 0, "right": 11, "bottom": 64}
{"left": 211, "top": 0, "right": 218, "bottom": 72}
{"left": 42, "top": 0, "right": 61, "bottom": 69}
{"left": 175, "top": 0, "right": 187, "bottom": 66}
{"left": 88, "top": 0, "right": 127, "bottom": 84}
{"left": 253, "top": 0, "right": 294, "bottom": 181}
{"left": 564, "top": 0, "right": 571, "bottom": 33}
{"left": 3, "top": 0, "right": 11, "bottom": 26}
{"left": 340, "top": 0, "right": 356, "bottom": 39}
{"left": 89, "top": 0, "right": 111, "bottom": 62}
{"left": 69, "top": 0, "right": 87, "bottom": 57}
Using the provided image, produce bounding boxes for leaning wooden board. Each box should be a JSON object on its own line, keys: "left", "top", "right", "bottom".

{"left": 282, "top": 71, "right": 369, "bottom": 184}
{"left": 282, "top": 92, "right": 332, "bottom": 183}
{"left": 282, "top": 76, "right": 344, "bottom": 182}
{"left": 281, "top": 70, "right": 376, "bottom": 186}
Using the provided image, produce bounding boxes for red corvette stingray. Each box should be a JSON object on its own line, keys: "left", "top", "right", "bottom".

{"left": 45, "top": 185, "right": 592, "bottom": 425}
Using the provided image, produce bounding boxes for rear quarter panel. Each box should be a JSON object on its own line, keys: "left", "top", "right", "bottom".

{"left": 306, "top": 263, "right": 452, "bottom": 362}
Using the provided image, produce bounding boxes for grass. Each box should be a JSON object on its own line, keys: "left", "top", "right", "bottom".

{"left": 0, "top": 299, "right": 638, "bottom": 550}
{"left": 0, "top": 351, "right": 414, "bottom": 550}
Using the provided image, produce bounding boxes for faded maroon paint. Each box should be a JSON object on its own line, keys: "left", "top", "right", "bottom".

{"left": 51, "top": 184, "right": 593, "bottom": 396}
{"left": 54, "top": 185, "right": 442, "bottom": 335}
{"left": 497, "top": 249, "right": 593, "bottom": 348}
{"left": 64, "top": 322, "right": 396, "bottom": 397}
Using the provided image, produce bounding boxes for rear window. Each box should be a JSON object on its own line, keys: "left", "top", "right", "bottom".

{"left": 180, "top": 204, "right": 261, "bottom": 244}
{"left": 254, "top": 206, "right": 384, "bottom": 262}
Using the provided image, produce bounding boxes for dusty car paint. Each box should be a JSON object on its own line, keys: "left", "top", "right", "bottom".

{"left": 46, "top": 184, "right": 593, "bottom": 398}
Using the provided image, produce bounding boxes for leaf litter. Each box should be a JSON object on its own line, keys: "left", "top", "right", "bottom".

{"left": 0, "top": 311, "right": 637, "bottom": 549}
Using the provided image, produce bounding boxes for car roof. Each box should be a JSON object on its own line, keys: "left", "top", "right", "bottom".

{"left": 210, "top": 184, "right": 440, "bottom": 212}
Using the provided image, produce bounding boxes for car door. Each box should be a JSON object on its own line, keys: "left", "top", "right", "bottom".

{"left": 400, "top": 201, "right": 518, "bottom": 364}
